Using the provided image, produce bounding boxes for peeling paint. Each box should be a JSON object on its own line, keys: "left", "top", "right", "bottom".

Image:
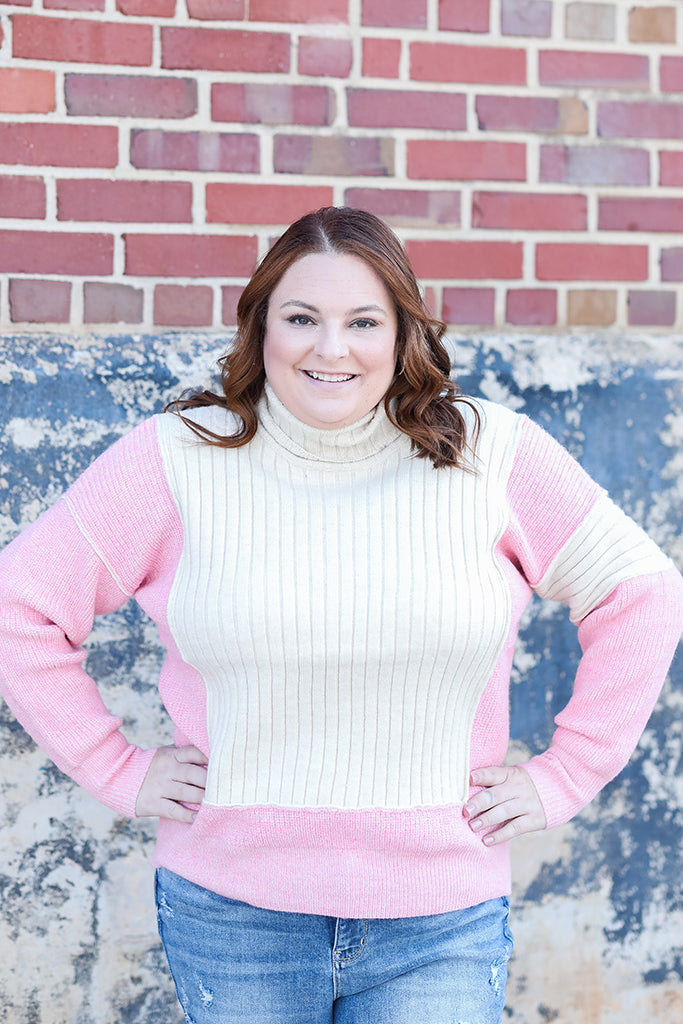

{"left": 198, "top": 980, "right": 214, "bottom": 1007}
{"left": 0, "top": 332, "right": 680, "bottom": 1023}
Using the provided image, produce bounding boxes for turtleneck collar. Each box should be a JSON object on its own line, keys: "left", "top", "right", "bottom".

{"left": 258, "top": 381, "right": 405, "bottom": 463}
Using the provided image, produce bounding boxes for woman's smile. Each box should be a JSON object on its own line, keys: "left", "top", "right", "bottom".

{"left": 302, "top": 370, "right": 358, "bottom": 383}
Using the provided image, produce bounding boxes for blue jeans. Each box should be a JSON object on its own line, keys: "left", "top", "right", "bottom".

{"left": 156, "top": 867, "right": 513, "bottom": 1024}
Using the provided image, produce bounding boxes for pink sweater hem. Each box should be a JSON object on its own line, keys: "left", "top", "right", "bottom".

{"left": 153, "top": 803, "right": 512, "bottom": 918}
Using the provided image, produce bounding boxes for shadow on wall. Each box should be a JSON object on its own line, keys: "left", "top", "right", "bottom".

{"left": 0, "top": 332, "right": 681, "bottom": 1024}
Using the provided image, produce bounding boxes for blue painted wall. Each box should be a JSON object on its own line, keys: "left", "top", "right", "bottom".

{"left": 0, "top": 333, "right": 681, "bottom": 1023}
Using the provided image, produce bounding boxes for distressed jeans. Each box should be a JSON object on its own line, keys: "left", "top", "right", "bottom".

{"left": 156, "top": 867, "right": 512, "bottom": 1024}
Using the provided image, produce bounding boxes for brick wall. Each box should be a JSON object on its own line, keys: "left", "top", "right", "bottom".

{"left": 1, "top": 0, "right": 682, "bottom": 332}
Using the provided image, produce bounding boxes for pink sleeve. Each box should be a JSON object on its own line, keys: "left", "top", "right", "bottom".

{"left": 504, "top": 416, "right": 683, "bottom": 828}
{"left": 0, "top": 416, "right": 180, "bottom": 817}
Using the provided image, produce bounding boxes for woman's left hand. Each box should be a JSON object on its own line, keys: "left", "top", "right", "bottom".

{"left": 463, "top": 765, "right": 547, "bottom": 846}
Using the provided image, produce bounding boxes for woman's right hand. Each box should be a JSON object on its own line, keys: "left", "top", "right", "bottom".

{"left": 135, "top": 745, "right": 208, "bottom": 823}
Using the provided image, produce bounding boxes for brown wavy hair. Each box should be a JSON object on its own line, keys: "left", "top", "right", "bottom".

{"left": 167, "top": 206, "right": 479, "bottom": 469}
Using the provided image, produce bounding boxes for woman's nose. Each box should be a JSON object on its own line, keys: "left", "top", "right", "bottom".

{"left": 313, "top": 325, "right": 349, "bottom": 360}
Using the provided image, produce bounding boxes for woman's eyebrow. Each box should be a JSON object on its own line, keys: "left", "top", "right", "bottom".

{"left": 279, "top": 301, "right": 388, "bottom": 315}
{"left": 280, "top": 300, "right": 319, "bottom": 311}
{"left": 350, "top": 304, "right": 386, "bottom": 315}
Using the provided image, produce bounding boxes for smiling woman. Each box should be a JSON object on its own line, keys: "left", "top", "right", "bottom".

{"left": 167, "top": 205, "right": 479, "bottom": 469}
{"left": 0, "top": 207, "right": 681, "bottom": 1024}
{"left": 262, "top": 252, "right": 398, "bottom": 429}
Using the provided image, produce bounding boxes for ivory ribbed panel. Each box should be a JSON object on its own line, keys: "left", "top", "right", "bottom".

{"left": 536, "top": 493, "right": 672, "bottom": 622}
{"left": 158, "top": 389, "right": 522, "bottom": 810}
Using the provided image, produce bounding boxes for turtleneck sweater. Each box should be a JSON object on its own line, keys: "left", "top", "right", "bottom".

{"left": 0, "top": 385, "right": 681, "bottom": 918}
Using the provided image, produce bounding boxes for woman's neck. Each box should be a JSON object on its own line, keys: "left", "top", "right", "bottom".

{"left": 258, "top": 381, "right": 403, "bottom": 463}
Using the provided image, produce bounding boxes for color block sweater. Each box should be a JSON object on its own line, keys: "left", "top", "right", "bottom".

{"left": 0, "top": 386, "right": 681, "bottom": 918}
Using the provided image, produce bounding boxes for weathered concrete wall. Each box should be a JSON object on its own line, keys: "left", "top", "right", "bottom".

{"left": 0, "top": 332, "right": 681, "bottom": 1023}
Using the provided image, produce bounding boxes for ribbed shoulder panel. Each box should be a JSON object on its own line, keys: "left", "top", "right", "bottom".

{"left": 536, "top": 493, "right": 674, "bottom": 623}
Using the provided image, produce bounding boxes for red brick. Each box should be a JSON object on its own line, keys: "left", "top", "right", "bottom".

{"left": 65, "top": 74, "right": 197, "bottom": 118}
{"left": 473, "top": 191, "right": 586, "bottom": 230}
{"left": 187, "top": 0, "right": 245, "bottom": 15}
{"left": 154, "top": 285, "right": 213, "bottom": 326}
{"left": 207, "top": 183, "right": 333, "bottom": 224}
{"left": 598, "top": 101, "right": 683, "bottom": 139}
{"left": 162, "top": 28, "right": 290, "bottom": 72}
{"left": 362, "top": 0, "right": 426, "bottom": 27}
{"left": 273, "top": 135, "right": 394, "bottom": 177}
{"left": 211, "top": 83, "right": 333, "bottom": 125}
{"left": 189, "top": 0, "right": 245, "bottom": 15}
{"left": 131, "top": 130, "right": 259, "bottom": 172}
{"left": 539, "top": 50, "right": 649, "bottom": 89}
{"left": 476, "top": 94, "right": 588, "bottom": 133}
{"left": 629, "top": 6, "right": 676, "bottom": 43}
{"left": 536, "top": 243, "right": 648, "bottom": 281}
{"left": 345, "top": 187, "right": 460, "bottom": 226}
{"left": 442, "top": 287, "right": 495, "bottom": 325}
{"left": 45, "top": 0, "right": 105, "bottom": 9}
{"left": 222, "top": 285, "right": 244, "bottom": 326}
{"left": 406, "top": 240, "right": 523, "bottom": 279}
{"left": 0, "top": 231, "right": 113, "bottom": 274}
{"left": 408, "top": 140, "right": 526, "bottom": 182}
{"left": 0, "top": 176, "right": 46, "bottom": 219}
{"left": 659, "top": 151, "right": 683, "bottom": 187}
{"left": 348, "top": 89, "right": 466, "bottom": 130}
{"left": 250, "top": 0, "right": 348, "bottom": 21}
{"left": 627, "top": 289, "right": 675, "bottom": 326}
{"left": 439, "top": 0, "right": 490, "bottom": 32}
{"left": 0, "top": 69, "right": 55, "bottom": 114}
{"left": 661, "top": 58, "right": 683, "bottom": 93}
{"left": 502, "top": 0, "right": 552, "bottom": 37}
{"left": 412, "top": 43, "right": 526, "bottom": 85}
{"left": 362, "top": 38, "right": 401, "bottom": 78}
{"left": 117, "top": 0, "right": 176, "bottom": 14}
{"left": 84, "top": 282, "right": 143, "bottom": 323}
{"left": 0, "top": 124, "right": 118, "bottom": 168}
{"left": 539, "top": 144, "right": 650, "bottom": 186}
{"left": 125, "top": 234, "right": 257, "bottom": 277}
{"left": 9, "top": 279, "right": 71, "bottom": 323}
{"left": 598, "top": 197, "right": 683, "bottom": 233}
{"left": 58, "top": 180, "right": 193, "bottom": 223}
{"left": 661, "top": 248, "right": 683, "bottom": 281}
{"left": 12, "top": 15, "right": 153, "bottom": 66}
{"left": 0, "top": 0, "right": 31, "bottom": 5}
{"left": 299, "top": 37, "right": 352, "bottom": 77}
{"left": 506, "top": 288, "right": 556, "bottom": 325}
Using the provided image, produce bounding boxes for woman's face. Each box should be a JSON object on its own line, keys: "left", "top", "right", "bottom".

{"left": 263, "top": 251, "right": 398, "bottom": 430}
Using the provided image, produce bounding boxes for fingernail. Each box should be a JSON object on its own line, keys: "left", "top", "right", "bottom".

{"left": 483, "top": 835, "right": 494, "bottom": 846}
{"left": 470, "top": 819, "right": 483, "bottom": 832}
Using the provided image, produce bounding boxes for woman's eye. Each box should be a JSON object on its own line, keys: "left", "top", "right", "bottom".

{"left": 351, "top": 318, "right": 377, "bottom": 329}
{"left": 287, "top": 314, "right": 314, "bottom": 325}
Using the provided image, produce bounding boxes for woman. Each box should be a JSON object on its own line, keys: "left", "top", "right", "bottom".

{"left": 0, "top": 207, "right": 681, "bottom": 1023}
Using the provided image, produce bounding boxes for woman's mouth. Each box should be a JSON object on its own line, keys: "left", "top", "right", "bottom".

{"left": 303, "top": 371, "right": 357, "bottom": 382}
